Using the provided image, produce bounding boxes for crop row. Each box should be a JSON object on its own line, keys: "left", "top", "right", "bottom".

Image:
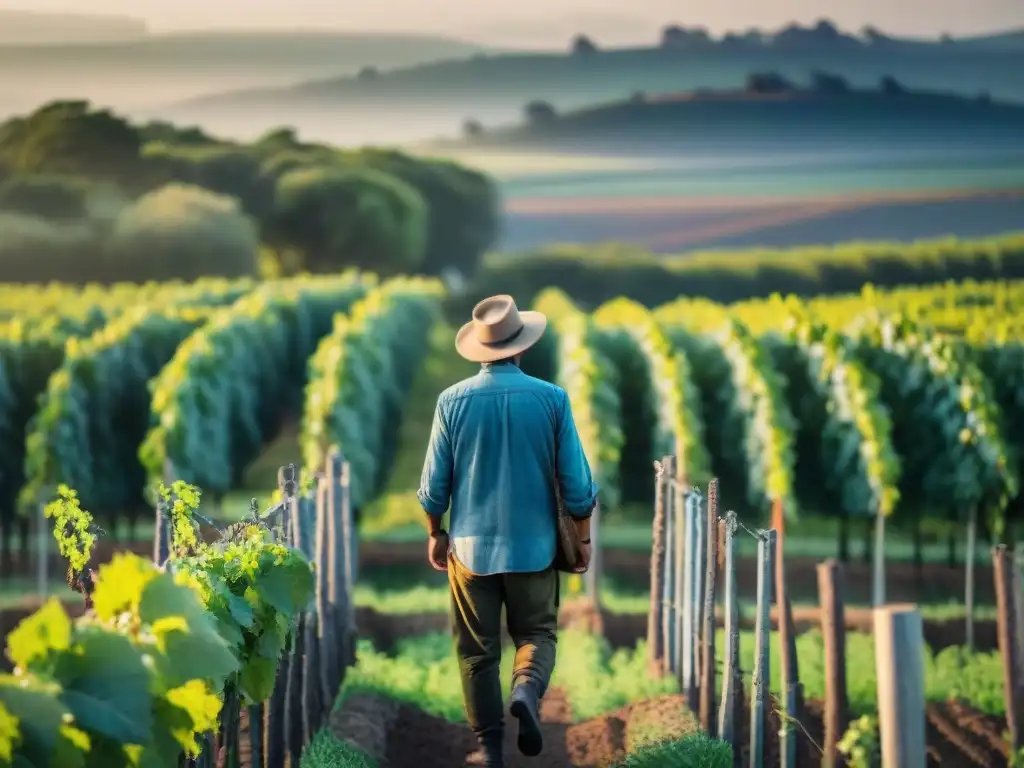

{"left": 536, "top": 281, "right": 1024, "bottom": 542}
{"left": 0, "top": 275, "right": 443, "bottom": 554}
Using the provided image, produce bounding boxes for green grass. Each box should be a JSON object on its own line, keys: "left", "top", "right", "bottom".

{"left": 300, "top": 728, "right": 376, "bottom": 768}
{"left": 613, "top": 734, "right": 732, "bottom": 768}
{"left": 334, "top": 626, "right": 1006, "bottom": 721}
{"left": 337, "top": 630, "right": 672, "bottom": 724}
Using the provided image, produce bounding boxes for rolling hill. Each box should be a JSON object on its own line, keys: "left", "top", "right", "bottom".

{"left": 439, "top": 87, "right": 1024, "bottom": 154}
{"left": 0, "top": 31, "right": 492, "bottom": 120}
{"left": 159, "top": 31, "right": 1024, "bottom": 146}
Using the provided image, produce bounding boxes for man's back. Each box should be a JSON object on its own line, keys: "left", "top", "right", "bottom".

{"left": 417, "top": 360, "right": 596, "bottom": 575}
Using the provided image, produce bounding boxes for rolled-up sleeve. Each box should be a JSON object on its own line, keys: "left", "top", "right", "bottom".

{"left": 555, "top": 390, "right": 599, "bottom": 518}
{"left": 417, "top": 397, "right": 453, "bottom": 517}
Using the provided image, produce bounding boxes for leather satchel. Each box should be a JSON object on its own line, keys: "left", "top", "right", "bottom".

{"left": 552, "top": 432, "right": 589, "bottom": 573}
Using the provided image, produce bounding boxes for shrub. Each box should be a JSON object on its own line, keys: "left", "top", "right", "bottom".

{"left": 614, "top": 733, "right": 733, "bottom": 767}
{"left": 105, "top": 182, "right": 259, "bottom": 280}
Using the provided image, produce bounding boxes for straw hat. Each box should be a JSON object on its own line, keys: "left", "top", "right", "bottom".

{"left": 455, "top": 295, "right": 547, "bottom": 363}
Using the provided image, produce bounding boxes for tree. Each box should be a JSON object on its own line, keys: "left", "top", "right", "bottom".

{"left": 106, "top": 183, "right": 259, "bottom": 280}
{"left": 810, "top": 70, "right": 850, "bottom": 94}
{"left": 571, "top": 34, "right": 598, "bottom": 55}
{"left": 746, "top": 72, "right": 795, "bottom": 94}
{"left": 462, "top": 119, "right": 484, "bottom": 138}
{"left": 357, "top": 65, "right": 379, "bottom": 81}
{"left": 345, "top": 148, "right": 499, "bottom": 278}
{"left": 0, "top": 174, "right": 93, "bottom": 220}
{"left": 524, "top": 100, "right": 557, "bottom": 125}
{"left": 879, "top": 75, "right": 905, "bottom": 95}
{"left": 268, "top": 165, "right": 428, "bottom": 275}
{"left": 0, "top": 100, "right": 142, "bottom": 185}
{"left": 660, "top": 25, "right": 686, "bottom": 48}
{"left": 861, "top": 25, "right": 890, "bottom": 45}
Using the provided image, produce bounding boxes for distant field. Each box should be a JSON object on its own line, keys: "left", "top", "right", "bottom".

{"left": 430, "top": 144, "right": 1024, "bottom": 251}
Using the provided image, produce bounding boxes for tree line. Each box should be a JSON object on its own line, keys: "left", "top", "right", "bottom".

{"left": 0, "top": 101, "right": 499, "bottom": 284}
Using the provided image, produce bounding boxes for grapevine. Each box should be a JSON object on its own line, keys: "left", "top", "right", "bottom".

{"left": 42, "top": 484, "right": 97, "bottom": 582}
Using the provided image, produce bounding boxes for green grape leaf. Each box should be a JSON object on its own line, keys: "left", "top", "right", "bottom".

{"left": 156, "top": 629, "right": 238, "bottom": 689}
{"left": 238, "top": 655, "right": 279, "bottom": 704}
{"left": 5, "top": 598, "right": 72, "bottom": 670}
{"left": 253, "top": 560, "right": 313, "bottom": 617}
{"left": 0, "top": 676, "right": 71, "bottom": 768}
{"left": 55, "top": 630, "right": 153, "bottom": 745}
{"left": 226, "top": 594, "right": 255, "bottom": 629}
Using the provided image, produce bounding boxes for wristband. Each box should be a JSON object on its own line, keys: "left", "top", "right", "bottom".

{"left": 580, "top": 538, "right": 591, "bottom": 544}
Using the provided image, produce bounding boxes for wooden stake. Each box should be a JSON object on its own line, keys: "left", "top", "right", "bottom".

{"left": 873, "top": 605, "right": 926, "bottom": 768}
{"left": 872, "top": 511, "right": 886, "bottom": 607}
{"left": 699, "top": 477, "right": 719, "bottom": 736}
{"left": 817, "top": 559, "right": 849, "bottom": 767}
{"left": 749, "top": 529, "right": 775, "bottom": 768}
{"left": 662, "top": 456, "right": 677, "bottom": 676}
{"left": 772, "top": 499, "right": 800, "bottom": 768}
{"left": 718, "top": 513, "right": 740, "bottom": 753}
{"left": 681, "top": 489, "right": 699, "bottom": 710}
{"left": 672, "top": 463, "right": 686, "bottom": 683}
{"left": 647, "top": 458, "right": 668, "bottom": 675}
{"left": 993, "top": 545, "right": 1023, "bottom": 751}
{"left": 965, "top": 506, "right": 978, "bottom": 651}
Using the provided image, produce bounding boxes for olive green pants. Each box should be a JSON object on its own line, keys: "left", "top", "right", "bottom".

{"left": 448, "top": 553, "right": 559, "bottom": 745}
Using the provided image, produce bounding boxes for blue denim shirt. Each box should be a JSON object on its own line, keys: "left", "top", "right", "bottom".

{"left": 417, "top": 361, "right": 599, "bottom": 575}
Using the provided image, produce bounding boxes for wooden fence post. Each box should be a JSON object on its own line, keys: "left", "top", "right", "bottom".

{"left": 693, "top": 487, "right": 706, "bottom": 700}
{"left": 993, "top": 545, "right": 1023, "bottom": 752}
{"left": 874, "top": 605, "right": 926, "bottom": 768}
{"left": 662, "top": 456, "right": 677, "bottom": 676}
{"left": 314, "top": 470, "right": 335, "bottom": 723}
{"left": 872, "top": 511, "right": 886, "bottom": 607}
{"left": 817, "top": 559, "right": 848, "bottom": 767}
{"left": 672, "top": 472, "right": 686, "bottom": 685}
{"left": 699, "top": 477, "right": 719, "bottom": 736}
{"left": 718, "top": 512, "right": 740, "bottom": 754}
{"left": 965, "top": 505, "right": 977, "bottom": 651}
{"left": 1014, "top": 544, "right": 1024, "bottom": 680}
{"left": 750, "top": 529, "right": 776, "bottom": 768}
{"left": 647, "top": 458, "right": 668, "bottom": 675}
{"left": 36, "top": 499, "right": 48, "bottom": 598}
{"left": 681, "top": 489, "right": 698, "bottom": 710}
{"left": 339, "top": 456, "right": 357, "bottom": 671}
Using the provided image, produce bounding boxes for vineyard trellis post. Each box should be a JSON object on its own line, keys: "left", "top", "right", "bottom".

{"left": 681, "top": 488, "right": 699, "bottom": 711}
{"left": 698, "top": 477, "right": 719, "bottom": 736}
{"left": 772, "top": 499, "right": 800, "bottom": 768}
{"left": 873, "top": 605, "right": 926, "bottom": 768}
{"left": 647, "top": 457, "right": 669, "bottom": 675}
{"left": 992, "top": 545, "right": 1023, "bottom": 751}
{"left": 964, "top": 505, "right": 978, "bottom": 651}
{"left": 717, "top": 511, "right": 739, "bottom": 755}
{"left": 693, "top": 483, "right": 706, "bottom": 700}
{"left": 872, "top": 510, "right": 886, "bottom": 607}
{"left": 671, "top": 475, "right": 685, "bottom": 686}
{"left": 817, "top": 559, "right": 848, "bottom": 767}
{"left": 661, "top": 455, "right": 677, "bottom": 675}
{"left": 35, "top": 497, "right": 48, "bottom": 598}
{"left": 153, "top": 458, "right": 175, "bottom": 566}
{"left": 1014, "top": 544, "right": 1024, "bottom": 680}
{"left": 749, "top": 528, "right": 776, "bottom": 768}
{"left": 337, "top": 451, "right": 357, "bottom": 668}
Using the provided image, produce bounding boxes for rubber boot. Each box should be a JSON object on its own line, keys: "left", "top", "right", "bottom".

{"left": 465, "top": 738, "right": 504, "bottom": 768}
{"left": 509, "top": 681, "right": 543, "bottom": 756}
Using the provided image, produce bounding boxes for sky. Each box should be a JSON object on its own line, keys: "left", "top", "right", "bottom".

{"left": 2, "top": 0, "right": 1023, "bottom": 46}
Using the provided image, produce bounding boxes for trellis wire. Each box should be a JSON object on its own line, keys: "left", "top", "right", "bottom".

{"left": 158, "top": 450, "right": 359, "bottom": 768}
{"left": 651, "top": 460, "right": 781, "bottom": 766}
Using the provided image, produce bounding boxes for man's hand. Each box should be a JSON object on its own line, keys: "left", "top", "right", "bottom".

{"left": 428, "top": 531, "right": 449, "bottom": 571}
{"left": 573, "top": 541, "right": 592, "bottom": 573}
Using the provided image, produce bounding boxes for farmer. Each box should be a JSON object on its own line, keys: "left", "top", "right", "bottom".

{"left": 417, "top": 294, "right": 598, "bottom": 767}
